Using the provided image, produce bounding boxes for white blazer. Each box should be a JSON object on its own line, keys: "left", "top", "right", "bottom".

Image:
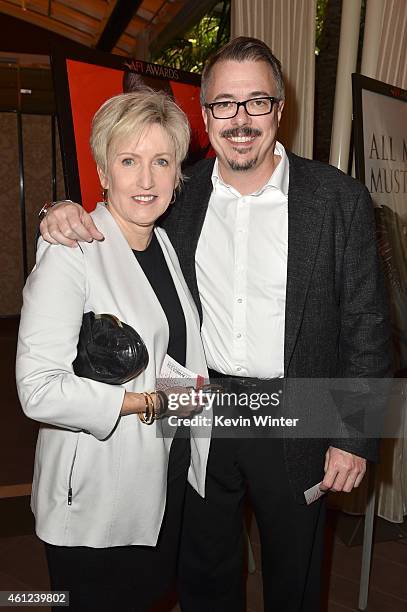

{"left": 16, "top": 204, "right": 211, "bottom": 548}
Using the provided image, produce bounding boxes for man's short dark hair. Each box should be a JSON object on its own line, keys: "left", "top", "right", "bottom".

{"left": 200, "top": 36, "right": 285, "bottom": 105}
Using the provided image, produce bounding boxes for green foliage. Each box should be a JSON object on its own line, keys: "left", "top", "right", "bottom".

{"left": 315, "top": 0, "right": 328, "bottom": 55}
{"left": 154, "top": 0, "right": 355, "bottom": 68}
{"left": 315, "top": 0, "right": 366, "bottom": 57}
{"left": 153, "top": 1, "right": 230, "bottom": 74}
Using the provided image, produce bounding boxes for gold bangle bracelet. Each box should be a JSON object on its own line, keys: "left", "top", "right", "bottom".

{"left": 141, "top": 392, "right": 154, "bottom": 424}
{"left": 138, "top": 392, "right": 155, "bottom": 425}
{"left": 147, "top": 392, "right": 155, "bottom": 420}
{"left": 151, "top": 391, "right": 163, "bottom": 419}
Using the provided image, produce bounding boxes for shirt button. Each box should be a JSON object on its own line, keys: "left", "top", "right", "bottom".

{"left": 237, "top": 298, "right": 243, "bottom": 303}
{"left": 236, "top": 333, "right": 242, "bottom": 338}
{"left": 236, "top": 366, "right": 242, "bottom": 372}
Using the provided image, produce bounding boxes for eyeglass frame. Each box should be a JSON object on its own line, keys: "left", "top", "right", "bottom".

{"left": 203, "top": 96, "right": 281, "bottom": 119}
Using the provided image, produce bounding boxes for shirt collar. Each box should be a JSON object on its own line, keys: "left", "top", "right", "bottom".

{"left": 211, "top": 141, "right": 289, "bottom": 198}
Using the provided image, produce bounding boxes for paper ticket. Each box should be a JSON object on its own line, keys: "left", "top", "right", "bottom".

{"left": 157, "top": 354, "right": 205, "bottom": 392}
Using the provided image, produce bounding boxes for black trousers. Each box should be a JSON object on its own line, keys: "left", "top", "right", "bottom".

{"left": 44, "top": 443, "right": 189, "bottom": 612}
{"left": 178, "top": 436, "right": 326, "bottom": 612}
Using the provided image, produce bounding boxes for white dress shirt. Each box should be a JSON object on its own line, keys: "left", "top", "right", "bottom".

{"left": 195, "top": 141, "right": 289, "bottom": 378}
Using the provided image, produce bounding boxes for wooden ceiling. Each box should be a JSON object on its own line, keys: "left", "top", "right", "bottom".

{"left": 0, "top": 0, "right": 193, "bottom": 57}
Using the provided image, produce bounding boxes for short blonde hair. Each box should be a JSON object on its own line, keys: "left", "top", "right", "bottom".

{"left": 90, "top": 89, "right": 190, "bottom": 185}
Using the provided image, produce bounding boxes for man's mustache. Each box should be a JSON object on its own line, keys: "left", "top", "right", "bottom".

{"left": 221, "top": 127, "right": 262, "bottom": 138}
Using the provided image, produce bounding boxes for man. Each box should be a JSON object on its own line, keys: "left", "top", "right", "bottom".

{"left": 39, "top": 38, "right": 391, "bottom": 611}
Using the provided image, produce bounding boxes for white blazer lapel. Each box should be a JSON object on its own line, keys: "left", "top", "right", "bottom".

{"left": 155, "top": 227, "right": 207, "bottom": 374}
{"left": 91, "top": 206, "right": 211, "bottom": 497}
{"left": 89, "top": 205, "right": 170, "bottom": 377}
{"left": 155, "top": 227, "right": 211, "bottom": 497}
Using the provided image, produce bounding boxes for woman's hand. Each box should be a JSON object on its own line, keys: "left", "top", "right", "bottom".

{"left": 161, "top": 386, "right": 208, "bottom": 418}
{"left": 120, "top": 387, "right": 211, "bottom": 419}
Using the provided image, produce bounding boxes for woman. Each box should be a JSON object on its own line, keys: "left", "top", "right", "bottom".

{"left": 16, "top": 91, "right": 210, "bottom": 611}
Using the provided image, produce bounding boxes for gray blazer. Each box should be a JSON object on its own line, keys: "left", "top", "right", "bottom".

{"left": 161, "top": 152, "right": 392, "bottom": 501}
{"left": 17, "top": 204, "right": 211, "bottom": 546}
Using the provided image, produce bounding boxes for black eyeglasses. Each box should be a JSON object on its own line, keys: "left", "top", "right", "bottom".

{"left": 204, "top": 96, "right": 280, "bottom": 119}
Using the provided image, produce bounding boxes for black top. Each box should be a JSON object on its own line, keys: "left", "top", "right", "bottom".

{"left": 133, "top": 233, "right": 186, "bottom": 365}
{"left": 133, "top": 233, "right": 190, "bottom": 480}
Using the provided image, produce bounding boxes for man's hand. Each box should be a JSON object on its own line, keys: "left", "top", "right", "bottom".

{"left": 40, "top": 201, "right": 104, "bottom": 247}
{"left": 320, "top": 446, "right": 366, "bottom": 493}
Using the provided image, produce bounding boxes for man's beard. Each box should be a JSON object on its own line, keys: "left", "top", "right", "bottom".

{"left": 227, "top": 157, "right": 258, "bottom": 171}
{"left": 221, "top": 126, "right": 261, "bottom": 172}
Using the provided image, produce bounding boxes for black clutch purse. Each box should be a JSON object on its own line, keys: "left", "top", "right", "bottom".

{"left": 72, "top": 312, "right": 149, "bottom": 385}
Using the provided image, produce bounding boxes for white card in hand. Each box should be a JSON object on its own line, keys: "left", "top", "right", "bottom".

{"left": 304, "top": 482, "right": 327, "bottom": 505}
{"left": 157, "top": 354, "right": 205, "bottom": 392}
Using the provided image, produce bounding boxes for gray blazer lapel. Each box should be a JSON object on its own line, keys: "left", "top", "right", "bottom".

{"left": 284, "top": 153, "right": 327, "bottom": 373}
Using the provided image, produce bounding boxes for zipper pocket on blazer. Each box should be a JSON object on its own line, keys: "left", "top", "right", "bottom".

{"left": 67, "top": 436, "right": 80, "bottom": 506}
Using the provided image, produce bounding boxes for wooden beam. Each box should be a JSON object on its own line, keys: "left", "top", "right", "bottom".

{"left": 50, "top": 2, "right": 100, "bottom": 36}
{"left": 94, "top": 0, "right": 118, "bottom": 43}
{"left": 96, "top": 0, "right": 143, "bottom": 52}
{"left": 0, "top": 0, "right": 94, "bottom": 46}
{"left": 57, "top": 0, "right": 108, "bottom": 21}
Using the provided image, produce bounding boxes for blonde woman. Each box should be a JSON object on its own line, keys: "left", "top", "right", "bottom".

{"left": 16, "top": 91, "right": 210, "bottom": 611}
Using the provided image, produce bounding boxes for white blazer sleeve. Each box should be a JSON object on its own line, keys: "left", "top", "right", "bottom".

{"left": 16, "top": 239, "right": 125, "bottom": 440}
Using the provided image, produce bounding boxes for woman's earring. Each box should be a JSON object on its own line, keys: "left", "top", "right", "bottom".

{"left": 102, "top": 188, "right": 108, "bottom": 204}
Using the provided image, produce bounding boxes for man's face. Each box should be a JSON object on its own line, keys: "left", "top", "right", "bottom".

{"left": 202, "top": 60, "right": 284, "bottom": 180}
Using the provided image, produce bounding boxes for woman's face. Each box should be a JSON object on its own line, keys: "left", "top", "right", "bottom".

{"left": 98, "top": 123, "right": 177, "bottom": 235}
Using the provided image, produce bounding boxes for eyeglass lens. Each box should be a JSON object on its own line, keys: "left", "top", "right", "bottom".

{"left": 212, "top": 98, "right": 273, "bottom": 118}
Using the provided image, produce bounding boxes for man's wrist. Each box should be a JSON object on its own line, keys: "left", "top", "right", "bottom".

{"left": 38, "top": 199, "right": 73, "bottom": 222}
